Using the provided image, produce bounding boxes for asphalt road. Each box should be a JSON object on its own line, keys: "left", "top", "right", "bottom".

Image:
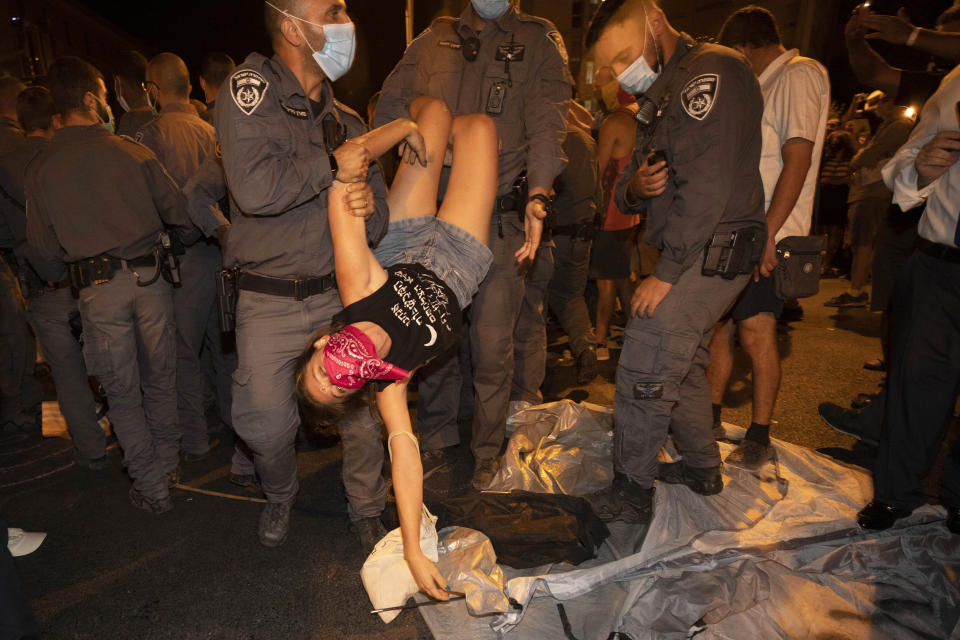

{"left": 2, "top": 277, "right": 890, "bottom": 640}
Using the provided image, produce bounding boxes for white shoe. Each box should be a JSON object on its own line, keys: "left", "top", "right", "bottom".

{"left": 7, "top": 528, "right": 46, "bottom": 557}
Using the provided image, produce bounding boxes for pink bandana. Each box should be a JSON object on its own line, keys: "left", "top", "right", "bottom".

{"left": 322, "top": 325, "right": 410, "bottom": 390}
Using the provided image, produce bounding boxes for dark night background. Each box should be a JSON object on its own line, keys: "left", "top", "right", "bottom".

{"left": 67, "top": 0, "right": 958, "bottom": 116}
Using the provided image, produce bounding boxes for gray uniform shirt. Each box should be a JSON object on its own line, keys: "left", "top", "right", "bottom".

{"left": 376, "top": 5, "right": 573, "bottom": 194}
{"left": 552, "top": 126, "right": 600, "bottom": 227}
{"left": 0, "top": 116, "right": 25, "bottom": 249}
{"left": 116, "top": 107, "right": 156, "bottom": 139}
{"left": 25, "top": 125, "right": 193, "bottom": 281}
{"left": 215, "top": 53, "right": 388, "bottom": 279}
{"left": 616, "top": 35, "right": 766, "bottom": 285}
{"left": 0, "top": 136, "right": 47, "bottom": 268}
{"left": 136, "top": 101, "right": 227, "bottom": 239}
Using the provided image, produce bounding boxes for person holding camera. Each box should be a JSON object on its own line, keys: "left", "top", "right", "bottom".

{"left": 707, "top": 6, "right": 829, "bottom": 468}
{"left": 583, "top": 0, "right": 765, "bottom": 523}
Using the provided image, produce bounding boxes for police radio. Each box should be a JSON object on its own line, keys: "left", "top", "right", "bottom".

{"left": 159, "top": 232, "right": 182, "bottom": 288}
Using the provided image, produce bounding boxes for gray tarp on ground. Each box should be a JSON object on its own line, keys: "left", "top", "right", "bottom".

{"left": 419, "top": 401, "right": 960, "bottom": 639}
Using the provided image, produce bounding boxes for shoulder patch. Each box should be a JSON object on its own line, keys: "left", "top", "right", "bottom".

{"left": 231, "top": 70, "right": 270, "bottom": 116}
{"left": 547, "top": 30, "right": 569, "bottom": 66}
{"left": 681, "top": 74, "right": 720, "bottom": 121}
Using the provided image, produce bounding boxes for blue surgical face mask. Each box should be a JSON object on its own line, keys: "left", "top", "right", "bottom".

{"left": 472, "top": 0, "right": 510, "bottom": 21}
{"left": 616, "top": 10, "right": 660, "bottom": 95}
{"left": 265, "top": 1, "right": 357, "bottom": 82}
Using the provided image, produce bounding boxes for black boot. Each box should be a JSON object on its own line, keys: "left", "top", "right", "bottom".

{"left": 587, "top": 472, "right": 655, "bottom": 524}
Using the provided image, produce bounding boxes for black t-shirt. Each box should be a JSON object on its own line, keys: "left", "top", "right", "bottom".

{"left": 333, "top": 263, "right": 462, "bottom": 390}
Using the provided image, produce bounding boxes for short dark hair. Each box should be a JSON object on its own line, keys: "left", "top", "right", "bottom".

{"left": 718, "top": 6, "right": 782, "bottom": 49}
{"left": 585, "top": 0, "right": 658, "bottom": 51}
{"left": 201, "top": 52, "right": 236, "bottom": 88}
{"left": 264, "top": 0, "right": 305, "bottom": 47}
{"left": 17, "top": 86, "right": 56, "bottom": 132}
{"left": 114, "top": 50, "right": 148, "bottom": 84}
{"left": 48, "top": 56, "right": 104, "bottom": 115}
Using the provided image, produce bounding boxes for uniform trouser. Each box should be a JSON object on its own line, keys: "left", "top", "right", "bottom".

{"left": 469, "top": 215, "right": 527, "bottom": 462}
{"left": 26, "top": 287, "right": 104, "bottom": 460}
{"left": 79, "top": 271, "right": 178, "bottom": 499}
{"left": 875, "top": 251, "right": 960, "bottom": 510}
{"left": 511, "top": 243, "right": 554, "bottom": 405}
{"left": 415, "top": 343, "right": 463, "bottom": 451}
{"left": 232, "top": 289, "right": 385, "bottom": 517}
{"left": 173, "top": 242, "right": 222, "bottom": 455}
{"left": 615, "top": 261, "right": 749, "bottom": 487}
{"left": 0, "top": 257, "right": 38, "bottom": 424}
{"left": 201, "top": 307, "right": 235, "bottom": 429}
{"left": 548, "top": 235, "right": 593, "bottom": 358}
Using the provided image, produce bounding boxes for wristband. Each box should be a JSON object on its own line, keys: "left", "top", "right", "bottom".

{"left": 327, "top": 152, "right": 339, "bottom": 180}
{"left": 528, "top": 193, "right": 553, "bottom": 215}
{"left": 906, "top": 27, "right": 919, "bottom": 47}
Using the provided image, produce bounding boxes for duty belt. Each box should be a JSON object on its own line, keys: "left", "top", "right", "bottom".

{"left": 69, "top": 254, "right": 158, "bottom": 290}
{"left": 552, "top": 222, "right": 597, "bottom": 240}
{"left": 238, "top": 272, "right": 337, "bottom": 301}
{"left": 916, "top": 237, "right": 960, "bottom": 263}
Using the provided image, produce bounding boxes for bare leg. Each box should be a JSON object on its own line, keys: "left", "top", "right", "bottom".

{"left": 849, "top": 246, "right": 873, "bottom": 292}
{"left": 595, "top": 279, "right": 616, "bottom": 344}
{"left": 385, "top": 97, "right": 453, "bottom": 222}
{"left": 738, "top": 313, "right": 780, "bottom": 425}
{"left": 436, "top": 114, "right": 498, "bottom": 247}
{"left": 706, "top": 319, "right": 735, "bottom": 405}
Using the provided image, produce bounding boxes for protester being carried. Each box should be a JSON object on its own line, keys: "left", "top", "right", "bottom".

{"left": 296, "top": 97, "right": 539, "bottom": 600}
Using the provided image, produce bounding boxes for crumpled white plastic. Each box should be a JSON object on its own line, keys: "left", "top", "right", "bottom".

{"left": 361, "top": 505, "right": 439, "bottom": 623}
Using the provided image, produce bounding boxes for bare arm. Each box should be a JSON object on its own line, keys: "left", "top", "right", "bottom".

{"left": 845, "top": 17, "right": 901, "bottom": 96}
{"left": 864, "top": 12, "right": 960, "bottom": 62}
{"left": 375, "top": 381, "right": 448, "bottom": 601}
{"left": 758, "top": 139, "right": 814, "bottom": 277}
{"left": 328, "top": 181, "right": 384, "bottom": 306}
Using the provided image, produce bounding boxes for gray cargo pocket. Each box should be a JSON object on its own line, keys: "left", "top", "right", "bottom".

{"left": 82, "top": 335, "right": 115, "bottom": 386}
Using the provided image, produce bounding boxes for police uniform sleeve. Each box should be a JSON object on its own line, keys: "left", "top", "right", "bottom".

{"left": 524, "top": 29, "right": 573, "bottom": 192}
{"left": 655, "top": 59, "right": 762, "bottom": 285}
{"left": 216, "top": 70, "right": 335, "bottom": 216}
{"left": 183, "top": 155, "right": 230, "bottom": 238}
{"left": 375, "top": 28, "right": 434, "bottom": 128}
{"left": 24, "top": 173, "right": 68, "bottom": 282}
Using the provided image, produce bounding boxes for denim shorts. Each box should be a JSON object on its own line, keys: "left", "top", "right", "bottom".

{"left": 373, "top": 216, "right": 493, "bottom": 309}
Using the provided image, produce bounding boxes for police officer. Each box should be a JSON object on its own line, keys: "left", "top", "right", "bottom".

{"left": 547, "top": 118, "right": 602, "bottom": 384}
{"left": 197, "top": 53, "right": 236, "bottom": 125}
{"left": 584, "top": 0, "right": 766, "bottom": 523}
{"left": 0, "top": 72, "right": 39, "bottom": 434}
{"left": 377, "top": 0, "right": 572, "bottom": 489}
{"left": 216, "top": 0, "right": 389, "bottom": 549}
{"left": 136, "top": 52, "right": 233, "bottom": 469}
{"left": 26, "top": 56, "right": 194, "bottom": 513}
{"left": 113, "top": 51, "right": 157, "bottom": 138}
{"left": 0, "top": 87, "right": 106, "bottom": 467}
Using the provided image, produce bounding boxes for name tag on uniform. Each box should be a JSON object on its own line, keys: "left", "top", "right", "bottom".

{"left": 438, "top": 40, "right": 463, "bottom": 50}
{"left": 280, "top": 102, "right": 309, "bottom": 120}
{"left": 495, "top": 43, "right": 525, "bottom": 62}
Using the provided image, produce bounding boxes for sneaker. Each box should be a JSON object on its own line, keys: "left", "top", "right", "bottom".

{"left": 577, "top": 347, "right": 598, "bottom": 384}
{"left": 595, "top": 346, "right": 611, "bottom": 362}
{"left": 824, "top": 292, "right": 868, "bottom": 308}
{"left": 471, "top": 457, "right": 500, "bottom": 491}
{"left": 129, "top": 487, "right": 173, "bottom": 514}
{"left": 587, "top": 473, "right": 654, "bottom": 524}
{"left": 724, "top": 439, "right": 773, "bottom": 470}
{"left": 230, "top": 472, "right": 260, "bottom": 489}
{"left": 658, "top": 461, "right": 723, "bottom": 495}
{"left": 352, "top": 516, "right": 387, "bottom": 556}
{"left": 818, "top": 402, "right": 879, "bottom": 447}
{"left": 7, "top": 528, "right": 46, "bottom": 557}
{"left": 258, "top": 501, "right": 292, "bottom": 547}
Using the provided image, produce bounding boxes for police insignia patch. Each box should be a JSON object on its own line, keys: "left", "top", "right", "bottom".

{"left": 681, "top": 74, "right": 720, "bottom": 121}
{"left": 231, "top": 70, "right": 269, "bottom": 116}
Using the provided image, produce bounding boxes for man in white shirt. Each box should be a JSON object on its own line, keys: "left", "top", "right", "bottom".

{"left": 859, "top": 66, "right": 960, "bottom": 534}
{"left": 707, "top": 6, "right": 829, "bottom": 468}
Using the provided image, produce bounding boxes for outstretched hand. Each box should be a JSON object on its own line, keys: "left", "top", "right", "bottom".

{"left": 406, "top": 552, "right": 449, "bottom": 601}
{"left": 515, "top": 198, "right": 548, "bottom": 265}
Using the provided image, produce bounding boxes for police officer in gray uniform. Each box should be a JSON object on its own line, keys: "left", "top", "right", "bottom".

{"left": 136, "top": 52, "right": 233, "bottom": 467}
{"left": 0, "top": 87, "right": 106, "bottom": 467}
{"left": 26, "top": 56, "right": 194, "bottom": 513}
{"left": 216, "top": 0, "right": 389, "bottom": 548}
{"left": 377, "top": 0, "right": 572, "bottom": 489}
{"left": 0, "top": 73, "right": 40, "bottom": 433}
{"left": 585, "top": 0, "right": 765, "bottom": 523}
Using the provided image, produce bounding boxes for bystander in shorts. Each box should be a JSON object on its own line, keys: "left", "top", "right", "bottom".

{"left": 848, "top": 197, "right": 889, "bottom": 248}
{"left": 591, "top": 227, "right": 637, "bottom": 281}
{"left": 730, "top": 273, "right": 784, "bottom": 321}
